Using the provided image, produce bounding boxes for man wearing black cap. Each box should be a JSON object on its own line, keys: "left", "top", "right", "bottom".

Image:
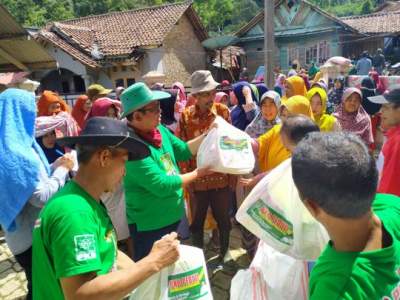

{"left": 32, "top": 117, "right": 180, "bottom": 300}
{"left": 369, "top": 88, "right": 400, "bottom": 196}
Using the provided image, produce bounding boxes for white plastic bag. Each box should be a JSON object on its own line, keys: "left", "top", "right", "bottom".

{"left": 130, "top": 245, "right": 213, "bottom": 300}
{"left": 230, "top": 267, "right": 268, "bottom": 300}
{"left": 231, "top": 242, "right": 309, "bottom": 300}
{"left": 236, "top": 159, "right": 328, "bottom": 260}
{"left": 197, "top": 116, "right": 255, "bottom": 175}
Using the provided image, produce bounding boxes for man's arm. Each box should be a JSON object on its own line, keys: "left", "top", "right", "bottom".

{"left": 60, "top": 233, "right": 179, "bottom": 300}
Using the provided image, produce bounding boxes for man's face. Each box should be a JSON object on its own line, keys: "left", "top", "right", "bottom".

{"left": 130, "top": 101, "right": 161, "bottom": 131}
{"left": 380, "top": 103, "right": 400, "bottom": 128}
{"left": 194, "top": 90, "right": 216, "bottom": 111}
{"left": 101, "top": 148, "right": 129, "bottom": 193}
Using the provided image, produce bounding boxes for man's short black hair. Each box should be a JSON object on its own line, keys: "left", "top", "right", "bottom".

{"left": 280, "top": 115, "right": 320, "bottom": 145}
{"left": 292, "top": 132, "right": 378, "bottom": 218}
{"left": 76, "top": 144, "right": 119, "bottom": 165}
{"left": 292, "top": 63, "right": 298, "bottom": 69}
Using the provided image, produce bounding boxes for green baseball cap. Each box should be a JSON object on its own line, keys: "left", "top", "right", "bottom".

{"left": 120, "top": 82, "right": 170, "bottom": 118}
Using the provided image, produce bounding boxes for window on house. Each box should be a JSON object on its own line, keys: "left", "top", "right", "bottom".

{"left": 61, "top": 81, "right": 70, "bottom": 93}
{"left": 306, "top": 44, "right": 318, "bottom": 65}
{"left": 73, "top": 76, "right": 86, "bottom": 93}
{"left": 121, "top": 66, "right": 127, "bottom": 72}
{"left": 319, "top": 41, "right": 329, "bottom": 64}
{"left": 115, "top": 78, "right": 124, "bottom": 88}
{"left": 126, "top": 78, "right": 135, "bottom": 87}
{"left": 305, "top": 41, "right": 330, "bottom": 65}
{"left": 257, "top": 47, "right": 263, "bottom": 51}
{"left": 112, "top": 66, "right": 118, "bottom": 72}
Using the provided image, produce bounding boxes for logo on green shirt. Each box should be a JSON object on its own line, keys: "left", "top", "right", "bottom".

{"left": 160, "top": 153, "right": 178, "bottom": 176}
{"left": 247, "top": 199, "right": 293, "bottom": 245}
{"left": 220, "top": 136, "right": 248, "bottom": 151}
{"left": 168, "top": 266, "right": 208, "bottom": 299}
{"left": 74, "top": 234, "right": 97, "bottom": 262}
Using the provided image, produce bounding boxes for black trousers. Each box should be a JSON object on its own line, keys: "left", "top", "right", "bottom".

{"left": 190, "top": 187, "right": 231, "bottom": 255}
{"left": 14, "top": 247, "right": 32, "bottom": 300}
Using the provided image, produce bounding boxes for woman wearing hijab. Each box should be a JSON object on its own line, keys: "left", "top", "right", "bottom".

{"left": 308, "top": 62, "right": 320, "bottom": 80}
{"left": 214, "top": 92, "right": 229, "bottom": 107}
{"left": 0, "top": 89, "right": 74, "bottom": 300}
{"left": 37, "top": 90, "right": 70, "bottom": 116}
{"left": 334, "top": 88, "right": 374, "bottom": 146}
{"left": 257, "top": 95, "right": 314, "bottom": 173}
{"left": 360, "top": 77, "right": 381, "bottom": 116}
{"left": 230, "top": 82, "right": 258, "bottom": 130}
{"left": 172, "top": 82, "right": 187, "bottom": 122}
{"left": 35, "top": 111, "right": 80, "bottom": 163}
{"left": 328, "top": 77, "right": 345, "bottom": 114}
{"left": 71, "top": 95, "right": 91, "bottom": 129}
{"left": 245, "top": 90, "right": 281, "bottom": 138}
{"left": 255, "top": 83, "right": 268, "bottom": 102}
{"left": 369, "top": 71, "right": 385, "bottom": 95}
{"left": 307, "top": 87, "right": 340, "bottom": 132}
{"left": 282, "top": 75, "right": 307, "bottom": 102}
{"left": 274, "top": 74, "right": 286, "bottom": 97}
{"left": 160, "top": 90, "right": 179, "bottom": 133}
{"left": 88, "top": 97, "right": 121, "bottom": 119}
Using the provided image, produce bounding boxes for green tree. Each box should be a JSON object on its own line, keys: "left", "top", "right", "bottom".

{"left": 361, "top": 0, "right": 373, "bottom": 14}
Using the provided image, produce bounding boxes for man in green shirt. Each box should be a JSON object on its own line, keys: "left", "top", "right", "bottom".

{"left": 32, "top": 117, "right": 181, "bottom": 300}
{"left": 291, "top": 132, "right": 400, "bottom": 300}
{"left": 120, "top": 82, "right": 212, "bottom": 261}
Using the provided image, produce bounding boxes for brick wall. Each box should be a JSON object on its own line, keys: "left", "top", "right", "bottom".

{"left": 162, "top": 14, "right": 207, "bottom": 86}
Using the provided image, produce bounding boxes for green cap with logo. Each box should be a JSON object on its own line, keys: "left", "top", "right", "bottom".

{"left": 120, "top": 82, "right": 170, "bottom": 118}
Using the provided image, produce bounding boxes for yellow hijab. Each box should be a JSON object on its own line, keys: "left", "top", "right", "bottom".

{"left": 282, "top": 95, "right": 314, "bottom": 120}
{"left": 306, "top": 87, "right": 336, "bottom": 132}
{"left": 282, "top": 76, "right": 307, "bottom": 102}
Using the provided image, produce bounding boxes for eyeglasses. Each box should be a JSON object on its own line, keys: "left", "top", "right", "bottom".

{"left": 138, "top": 103, "right": 161, "bottom": 114}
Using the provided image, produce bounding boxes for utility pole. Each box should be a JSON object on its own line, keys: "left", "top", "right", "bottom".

{"left": 264, "top": 0, "right": 275, "bottom": 88}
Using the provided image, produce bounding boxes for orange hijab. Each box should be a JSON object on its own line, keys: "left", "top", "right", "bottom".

{"left": 37, "top": 90, "right": 69, "bottom": 116}
{"left": 71, "top": 95, "right": 89, "bottom": 129}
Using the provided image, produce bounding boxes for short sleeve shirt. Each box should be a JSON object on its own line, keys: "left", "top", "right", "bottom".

{"left": 32, "top": 181, "right": 117, "bottom": 300}
{"left": 309, "top": 193, "right": 400, "bottom": 300}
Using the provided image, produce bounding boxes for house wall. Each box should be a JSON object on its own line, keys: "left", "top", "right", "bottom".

{"left": 162, "top": 14, "right": 207, "bottom": 86}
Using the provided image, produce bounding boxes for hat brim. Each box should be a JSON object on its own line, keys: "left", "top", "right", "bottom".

{"left": 191, "top": 81, "right": 220, "bottom": 94}
{"left": 99, "top": 89, "right": 113, "bottom": 95}
{"left": 367, "top": 95, "right": 389, "bottom": 104}
{"left": 56, "top": 134, "right": 150, "bottom": 161}
{"left": 120, "top": 90, "right": 171, "bottom": 119}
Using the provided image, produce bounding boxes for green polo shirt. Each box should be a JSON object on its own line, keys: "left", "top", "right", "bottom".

{"left": 124, "top": 125, "right": 192, "bottom": 231}
{"left": 32, "top": 181, "right": 117, "bottom": 300}
{"left": 309, "top": 193, "right": 400, "bottom": 300}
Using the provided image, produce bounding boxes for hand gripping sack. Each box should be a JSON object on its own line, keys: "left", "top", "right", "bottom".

{"left": 197, "top": 116, "right": 255, "bottom": 175}
{"left": 130, "top": 245, "right": 213, "bottom": 300}
{"left": 236, "top": 159, "right": 329, "bottom": 260}
{"left": 231, "top": 242, "right": 309, "bottom": 300}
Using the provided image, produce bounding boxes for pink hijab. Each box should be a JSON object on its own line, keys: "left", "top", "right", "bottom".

{"left": 333, "top": 88, "right": 373, "bottom": 145}
{"left": 88, "top": 97, "right": 121, "bottom": 119}
{"left": 172, "top": 82, "right": 187, "bottom": 113}
{"left": 214, "top": 92, "right": 228, "bottom": 104}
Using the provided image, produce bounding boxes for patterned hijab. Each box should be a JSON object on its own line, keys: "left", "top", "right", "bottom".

{"left": 333, "top": 88, "right": 373, "bottom": 145}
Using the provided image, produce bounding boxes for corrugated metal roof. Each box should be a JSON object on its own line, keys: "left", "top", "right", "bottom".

{"left": 0, "top": 4, "right": 56, "bottom": 72}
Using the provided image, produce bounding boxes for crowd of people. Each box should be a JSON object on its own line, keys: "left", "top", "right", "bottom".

{"left": 0, "top": 62, "right": 399, "bottom": 300}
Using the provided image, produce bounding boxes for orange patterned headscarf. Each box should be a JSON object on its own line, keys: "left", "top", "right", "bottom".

{"left": 37, "top": 90, "right": 69, "bottom": 116}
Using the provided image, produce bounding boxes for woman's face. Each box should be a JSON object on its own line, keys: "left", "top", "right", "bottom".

{"left": 261, "top": 98, "right": 278, "bottom": 122}
{"left": 279, "top": 76, "right": 285, "bottom": 85}
{"left": 280, "top": 106, "right": 289, "bottom": 121}
{"left": 334, "top": 80, "right": 342, "bottom": 89}
{"left": 230, "top": 91, "right": 238, "bottom": 106}
{"left": 42, "top": 131, "right": 56, "bottom": 148}
{"left": 48, "top": 102, "right": 61, "bottom": 116}
{"left": 344, "top": 93, "right": 361, "bottom": 113}
{"left": 311, "top": 94, "right": 323, "bottom": 116}
{"left": 285, "top": 82, "right": 294, "bottom": 98}
{"left": 106, "top": 106, "right": 118, "bottom": 119}
{"left": 83, "top": 99, "right": 92, "bottom": 112}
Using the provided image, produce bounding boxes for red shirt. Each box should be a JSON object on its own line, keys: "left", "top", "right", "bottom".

{"left": 378, "top": 124, "right": 400, "bottom": 196}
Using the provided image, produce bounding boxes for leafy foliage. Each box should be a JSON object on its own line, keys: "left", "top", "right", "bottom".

{"left": 0, "top": 0, "right": 383, "bottom": 30}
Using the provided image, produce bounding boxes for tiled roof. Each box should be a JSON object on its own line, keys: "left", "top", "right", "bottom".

{"left": 341, "top": 11, "right": 400, "bottom": 34}
{"left": 37, "top": 1, "right": 207, "bottom": 67}
{"left": 36, "top": 30, "right": 100, "bottom": 68}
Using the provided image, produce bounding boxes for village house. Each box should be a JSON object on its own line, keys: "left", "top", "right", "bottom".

{"left": 236, "top": 0, "right": 400, "bottom": 76}
{"left": 33, "top": 1, "right": 208, "bottom": 94}
{"left": 235, "top": 0, "right": 361, "bottom": 75}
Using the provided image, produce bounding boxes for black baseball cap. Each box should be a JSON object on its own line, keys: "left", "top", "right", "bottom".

{"left": 368, "top": 88, "right": 400, "bottom": 105}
